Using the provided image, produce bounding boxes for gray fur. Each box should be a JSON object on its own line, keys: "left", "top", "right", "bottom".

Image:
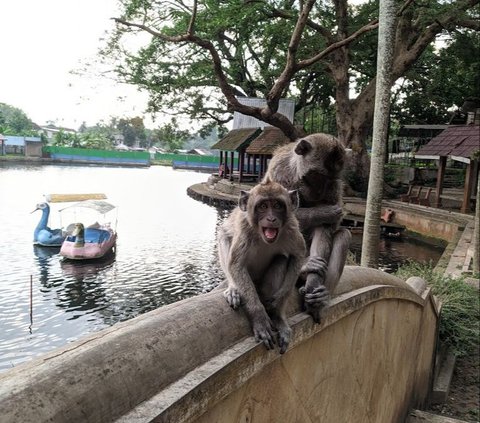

{"left": 264, "top": 133, "right": 352, "bottom": 322}
{"left": 217, "top": 180, "right": 306, "bottom": 354}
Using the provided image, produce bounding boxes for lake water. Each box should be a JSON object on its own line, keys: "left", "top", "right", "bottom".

{"left": 0, "top": 163, "right": 443, "bottom": 372}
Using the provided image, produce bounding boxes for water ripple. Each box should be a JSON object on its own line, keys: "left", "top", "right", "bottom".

{"left": 0, "top": 165, "right": 443, "bottom": 372}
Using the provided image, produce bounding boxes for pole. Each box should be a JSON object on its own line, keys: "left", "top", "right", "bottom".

{"left": 360, "top": 0, "right": 397, "bottom": 267}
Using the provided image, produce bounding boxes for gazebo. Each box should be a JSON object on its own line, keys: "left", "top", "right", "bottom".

{"left": 210, "top": 128, "right": 261, "bottom": 182}
{"left": 211, "top": 97, "right": 298, "bottom": 182}
{"left": 245, "top": 127, "right": 294, "bottom": 179}
{"left": 415, "top": 124, "right": 479, "bottom": 213}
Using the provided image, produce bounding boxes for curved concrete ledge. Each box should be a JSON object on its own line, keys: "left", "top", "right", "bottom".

{"left": 0, "top": 266, "right": 439, "bottom": 423}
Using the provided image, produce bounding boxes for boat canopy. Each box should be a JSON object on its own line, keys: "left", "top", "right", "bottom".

{"left": 45, "top": 193, "right": 107, "bottom": 203}
{"left": 60, "top": 199, "right": 116, "bottom": 214}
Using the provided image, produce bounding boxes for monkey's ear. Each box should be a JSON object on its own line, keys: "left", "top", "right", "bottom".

{"left": 289, "top": 190, "right": 300, "bottom": 210}
{"left": 326, "top": 145, "right": 346, "bottom": 173}
{"left": 294, "top": 139, "right": 312, "bottom": 156}
{"left": 239, "top": 190, "right": 250, "bottom": 211}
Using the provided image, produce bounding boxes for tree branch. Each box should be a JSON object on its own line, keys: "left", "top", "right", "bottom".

{"left": 298, "top": 20, "right": 379, "bottom": 69}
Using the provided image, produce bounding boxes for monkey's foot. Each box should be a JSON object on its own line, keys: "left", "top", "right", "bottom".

{"left": 305, "top": 303, "right": 326, "bottom": 324}
{"left": 223, "top": 287, "right": 241, "bottom": 309}
{"left": 253, "top": 315, "right": 275, "bottom": 350}
{"left": 300, "top": 256, "right": 327, "bottom": 280}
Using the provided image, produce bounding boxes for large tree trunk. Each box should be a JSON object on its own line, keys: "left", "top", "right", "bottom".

{"left": 473, "top": 169, "right": 480, "bottom": 274}
{"left": 360, "top": 0, "right": 397, "bottom": 267}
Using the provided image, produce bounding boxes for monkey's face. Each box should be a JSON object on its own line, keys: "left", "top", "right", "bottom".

{"left": 294, "top": 134, "right": 345, "bottom": 180}
{"left": 254, "top": 198, "right": 287, "bottom": 244}
{"left": 293, "top": 134, "right": 345, "bottom": 203}
{"left": 239, "top": 180, "right": 298, "bottom": 243}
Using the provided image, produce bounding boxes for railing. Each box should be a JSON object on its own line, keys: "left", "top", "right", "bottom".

{"left": 0, "top": 267, "right": 439, "bottom": 423}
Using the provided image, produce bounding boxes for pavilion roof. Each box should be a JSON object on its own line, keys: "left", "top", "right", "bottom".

{"left": 211, "top": 128, "right": 261, "bottom": 151}
{"left": 398, "top": 124, "right": 448, "bottom": 138}
{"left": 415, "top": 125, "right": 480, "bottom": 159}
{"left": 246, "top": 127, "right": 292, "bottom": 155}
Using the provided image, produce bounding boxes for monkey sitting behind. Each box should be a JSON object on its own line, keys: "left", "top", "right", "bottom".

{"left": 264, "top": 133, "right": 352, "bottom": 323}
{"left": 217, "top": 178, "right": 306, "bottom": 354}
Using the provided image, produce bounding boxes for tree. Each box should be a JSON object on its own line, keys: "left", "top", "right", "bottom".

{"left": 117, "top": 117, "right": 147, "bottom": 147}
{"left": 106, "top": 0, "right": 479, "bottom": 191}
{"left": 152, "top": 118, "right": 190, "bottom": 152}
{"left": 361, "top": 0, "right": 397, "bottom": 268}
{"left": 391, "top": 31, "right": 480, "bottom": 124}
{"left": 0, "top": 103, "right": 36, "bottom": 135}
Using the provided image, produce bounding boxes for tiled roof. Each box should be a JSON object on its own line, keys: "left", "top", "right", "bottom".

{"left": 416, "top": 125, "right": 479, "bottom": 158}
{"left": 211, "top": 128, "right": 261, "bottom": 151}
{"left": 398, "top": 124, "right": 448, "bottom": 138}
{"left": 246, "top": 127, "right": 292, "bottom": 155}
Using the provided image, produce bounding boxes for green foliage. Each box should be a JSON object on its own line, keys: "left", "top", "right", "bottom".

{"left": 102, "top": 0, "right": 479, "bottom": 137}
{"left": 0, "top": 103, "right": 36, "bottom": 135}
{"left": 52, "top": 129, "right": 113, "bottom": 150}
{"left": 118, "top": 117, "right": 147, "bottom": 147}
{"left": 395, "top": 262, "right": 480, "bottom": 357}
{"left": 152, "top": 118, "right": 190, "bottom": 152}
{"left": 393, "top": 31, "right": 480, "bottom": 124}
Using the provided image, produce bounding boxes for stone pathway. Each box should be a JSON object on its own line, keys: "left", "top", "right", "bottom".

{"left": 444, "top": 219, "right": 477, "bottom": 280}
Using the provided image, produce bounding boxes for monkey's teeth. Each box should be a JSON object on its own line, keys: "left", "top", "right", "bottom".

{"left": 263, "top": 228, "right": 278, "bottom": 240}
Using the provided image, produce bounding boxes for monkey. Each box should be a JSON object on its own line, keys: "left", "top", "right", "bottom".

{"left": 217, "top": 178, "right": 306, "bottom": 354}
{"left": 264, "top": 133, "right": 352, "bottom": 322}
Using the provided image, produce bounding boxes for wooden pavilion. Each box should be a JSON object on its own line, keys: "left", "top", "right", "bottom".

{"left": 210, "top": 128, "right": 261, "bottom": 182}
{"left": 415, "top": 124, "right": 479, "bottom": 213}
{"left": 245, "top": 127, "right": 293, "bottom": 178}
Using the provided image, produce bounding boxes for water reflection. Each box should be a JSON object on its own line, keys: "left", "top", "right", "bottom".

{"left": 60, "top": 253, "right": 116, "bottom": 283}
{"left": 349, "top": 233, "right": 444, "bottom": 273}
{"left": 33, "top": 245, "right": 60, "bottom": 286}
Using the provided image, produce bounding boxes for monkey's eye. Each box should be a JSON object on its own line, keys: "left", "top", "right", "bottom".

{"left": 272, "top": 201, "right": 283, "bottom": 209}
{"left": 258, "top": 202, "right": 268, "bottom": 211}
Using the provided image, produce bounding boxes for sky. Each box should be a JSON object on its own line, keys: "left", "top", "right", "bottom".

{"left": 0, "top": 0, "right": 155, "bottom": 130}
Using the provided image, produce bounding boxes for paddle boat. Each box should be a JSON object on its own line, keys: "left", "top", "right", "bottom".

{"left": 59, "top": 199, "right": 118, "bottom": 261}
{"left": 32, "top": 202, "right": 66, "bottom": 247}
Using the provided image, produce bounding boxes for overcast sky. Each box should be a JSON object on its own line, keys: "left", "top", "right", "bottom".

{"left": 0, "top": 0, "right": 154, "bottom": 130}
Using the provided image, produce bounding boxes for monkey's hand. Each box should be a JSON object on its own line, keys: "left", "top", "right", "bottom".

{"left": 301, "top": 281, "right": 330, "bottom": 323}
{"left": 300, "top": 256, "right": 327, "bottom": 281}
{"left": 252, "top": 312, "right": 276, "bottom": 350}
{"left": 277, "top": 325, "right": 292, "bottom": 354}
{"left": 223, "top": 286, "right": 241, "bottom": 310}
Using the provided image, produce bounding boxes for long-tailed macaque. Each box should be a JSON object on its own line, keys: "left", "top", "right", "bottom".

{"left": 264, "top": 133, "right": 351, "bottom": 322}
{"left": 217, "top": 179, "right": 306, "bottom": 354}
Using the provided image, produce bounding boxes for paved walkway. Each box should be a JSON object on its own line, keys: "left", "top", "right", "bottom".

{"left": 445, "top": 219, "right": 476, "bottom": 280}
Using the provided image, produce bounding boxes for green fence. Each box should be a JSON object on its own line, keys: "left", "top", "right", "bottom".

{"left": 44, "top": 146, "right": 150, "bottom": 165}
{"left": 43, "top": 146, "right": 237, "bottom": 169}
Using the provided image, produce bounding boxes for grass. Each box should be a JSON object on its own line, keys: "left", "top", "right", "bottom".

{"left": 395, "top": 262, "right": 480, "bottom": 357}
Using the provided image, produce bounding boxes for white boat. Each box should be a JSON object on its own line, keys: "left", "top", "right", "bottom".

{"left": 59, "top": 199, "right": 118, "bottom": 261}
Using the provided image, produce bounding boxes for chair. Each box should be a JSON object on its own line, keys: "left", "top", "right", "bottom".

{"left": 400, "top": 185, "right": 414, "bottom": 202}
{"left": 418, "top": 187, "right": 432, "bottom": 207}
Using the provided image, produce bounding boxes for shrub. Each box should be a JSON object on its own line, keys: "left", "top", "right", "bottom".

{"left": 395, "top": 262, "right": 479, "bottom": 356}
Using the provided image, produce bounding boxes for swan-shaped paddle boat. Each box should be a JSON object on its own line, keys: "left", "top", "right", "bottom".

{"left": 32, "top": 202, "right": 66, "bottom": 247}
{"left": 59, "top": 200, "right": 117, "bottom": 261}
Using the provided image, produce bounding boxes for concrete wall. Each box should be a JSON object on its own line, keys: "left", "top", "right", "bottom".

{"left": 0, "top": 267, "right": 439, "bottom": 423}
{"left": 344, "top": 198, "right": 470, "bottom": 242}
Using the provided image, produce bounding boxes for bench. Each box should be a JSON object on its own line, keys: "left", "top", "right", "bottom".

{"left": 400, "top": 185, "right": 433, "bottom": 207}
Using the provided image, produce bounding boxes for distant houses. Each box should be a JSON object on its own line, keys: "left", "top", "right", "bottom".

{"left": 38, "top": 124, "right": 77, "bottom": 142}
{"left": 0, "top": 135, "right": 42, "bottom": 157}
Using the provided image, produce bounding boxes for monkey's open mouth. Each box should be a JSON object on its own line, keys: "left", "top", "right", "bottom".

{"left": 263, "top": 227, "right": 278, "bottom": 242}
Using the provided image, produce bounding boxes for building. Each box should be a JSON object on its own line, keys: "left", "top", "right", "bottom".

{"left": 2, "top": 135, "right": 43, "bottom": 157}
{"left": 211, "top": 98, "right": 297, "bottom": 182}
